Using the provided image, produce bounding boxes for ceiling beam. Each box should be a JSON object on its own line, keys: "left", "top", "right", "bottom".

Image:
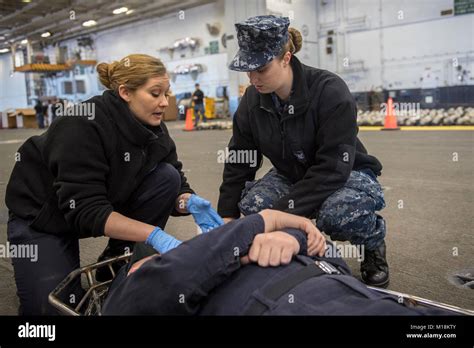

{"left": 1, "top": 0, "right": 216, "bottom": 49}
{"left": 49, "top": 0, "right": 214, "bottom": 44}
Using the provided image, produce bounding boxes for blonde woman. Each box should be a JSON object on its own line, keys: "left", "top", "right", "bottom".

{"left": 6, "top": 54, "right": 223, "bottom": 315}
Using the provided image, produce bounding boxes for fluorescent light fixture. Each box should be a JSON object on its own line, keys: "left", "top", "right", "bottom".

{"left": 0, "top": 48, "right": 9, "bottom": 53}
{"left": 113, "top": 7, "right": 128, "bottom": 15}
{"left": 21, "top": 39, "right": 28, "bottom": 44}
{"left": 126, "top": 9, "right": 135, "bottom": 15}
{"left": 41, "top": 32, "right": 51, "bottom": 38}
{"left": 82, "top": 20, "right": 97, "bottom": 27}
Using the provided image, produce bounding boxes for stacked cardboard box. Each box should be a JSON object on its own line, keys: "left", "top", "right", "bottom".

{"left": 6, "top": 109, "right": 18, "bottom": 128}
{"left": 2, "top": 109, "right": 36, "bottom": 129}
{"left": 16, "top": 108, "right": 37, "bottom": 128}
{"left": 164, "top": 95, "right": 178, "bottom": 121}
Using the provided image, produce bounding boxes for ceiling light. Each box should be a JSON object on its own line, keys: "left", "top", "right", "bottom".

{"left": 113, "top": 7, "right": 128, "bottom": 15}
{"left": 21, "top": 39, "right": 28, "bottom": 44}
{"left": 126, "top": 9, "right": 134, "bottom": 15}
{"left": 82, "top": 20, "right": 97, "bottom": 27}
{"left": 0, "top": 48, "right": 9, "bottom": 53}
{"left": 41, "top": 32, "right": 51, "bottom": 38}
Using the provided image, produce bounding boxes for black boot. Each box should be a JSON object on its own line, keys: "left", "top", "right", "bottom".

{"left": 361, "top": 241, "right": 389, "bottom": 288}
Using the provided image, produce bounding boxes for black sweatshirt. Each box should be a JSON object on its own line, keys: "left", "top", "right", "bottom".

{"left": 192, "top": 89, "right": 204, "bottom": 105}
{"left": 218, "top": 56, "right": 382, "bottom": 219}
{"left": 5, "top": 90, "right": 194, "bottom": 238}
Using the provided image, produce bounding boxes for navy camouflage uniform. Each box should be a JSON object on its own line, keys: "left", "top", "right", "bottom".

{"left": 239, "top": 168, "right": 386, "bottom": 251}
{"left": 231, "top": 21, "right": 386, "bottom": 250}
{"left": 220, "top": 12, "right": 389, "bottom": 289}
{"left": 225, "top": 15, "right": 387, "bottom": 252}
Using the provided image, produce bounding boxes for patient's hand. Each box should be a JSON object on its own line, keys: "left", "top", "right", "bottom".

{"left": 127, "top": 254, "right": 160, "bottom": 276}
{"left": 240, "top": 232, "right": 299, "bottom": 267}
{"left": 258, "top": 209, "right": 326, "bottom": 257}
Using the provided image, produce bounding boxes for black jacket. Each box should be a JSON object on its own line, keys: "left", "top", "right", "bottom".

{"left": 5, "top": 90, "right": 193, "bottom": 238}
{"left": 192, "top": 89, "right": 204, "bottom": 105}
{"left": 218, "top": 56, "right": 382, "bottom": 219}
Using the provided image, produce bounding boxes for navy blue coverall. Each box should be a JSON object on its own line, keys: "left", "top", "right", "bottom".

{"left": 103, "top": 214, "right": 451, "bottom": 316}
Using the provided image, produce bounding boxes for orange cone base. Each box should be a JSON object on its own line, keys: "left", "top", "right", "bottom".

{"left": 382, "top": 115, "right": 400, "bottom": 130}
{"left": 183, "top": 109, "right": 194, "bottom": 131}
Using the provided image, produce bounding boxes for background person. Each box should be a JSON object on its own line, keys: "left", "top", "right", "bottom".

{"left": 34, "top": 99, "right": 45, "bottom": 129}
{"left": 192, "top": 83, "right": 206, "bottom": 127}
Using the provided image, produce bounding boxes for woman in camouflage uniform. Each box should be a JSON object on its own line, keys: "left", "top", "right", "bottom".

{"left": 217, "top": 15, "right": 389, "bottom": 287}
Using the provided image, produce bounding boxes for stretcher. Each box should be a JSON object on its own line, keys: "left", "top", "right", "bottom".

{"left": 48, "top": 254, "right": 131, "bottom": 316}
{"left": 49, "top": 255, "right": 474, "bottom": 316}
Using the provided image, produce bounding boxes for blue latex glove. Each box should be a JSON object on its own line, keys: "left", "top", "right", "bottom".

{"left": 146, "top": 226, "right": 182, "bottom": 254}
{"left": 187, "top": 194, "right": 224, "bottom": 233}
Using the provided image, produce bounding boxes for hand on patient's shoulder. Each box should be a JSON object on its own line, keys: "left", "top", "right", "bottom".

{"left": 257, "top": 209, "right": 326, "bottom": 257}
{"left": 240, "top": 231, "right": 300, "bottom": 267}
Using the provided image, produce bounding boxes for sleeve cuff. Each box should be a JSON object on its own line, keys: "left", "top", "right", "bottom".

{"left": 281, "top": 228, "right": 308, "bottom": 255}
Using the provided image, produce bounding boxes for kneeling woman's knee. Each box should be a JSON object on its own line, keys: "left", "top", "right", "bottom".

{"left": 143, "top": 162, "right": 181, "bottom": 199}
{"left": 238, "top": 187, "right": 279, "bottom": 215}
{"left": 317, "top": 194, "right": 377, "bottom": 235}
{"left": 157, "top": 162, "right": 180, "bottom": 192}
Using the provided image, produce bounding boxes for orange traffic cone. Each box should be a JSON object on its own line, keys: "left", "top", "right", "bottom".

{"left": 183, "top": 108, "right": 194, "bottom": 131}
{"left": 382, "top": 97, "right": 400, "bottom": 130}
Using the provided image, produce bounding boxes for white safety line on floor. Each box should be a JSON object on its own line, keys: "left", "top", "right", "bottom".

{"left": 0, "top": 139, "right": 25, "bottom": 145}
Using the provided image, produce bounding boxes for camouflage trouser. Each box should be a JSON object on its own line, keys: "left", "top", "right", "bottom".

{"left": 238, "top": 168, "right": 387, "bottom": 250}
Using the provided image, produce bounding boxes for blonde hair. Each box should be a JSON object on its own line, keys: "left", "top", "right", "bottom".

{"left": 279, "top": 27, "right": 303, "bottom": 58}
{"left": 96, "top": 54, "right": 167, "bottom": 91}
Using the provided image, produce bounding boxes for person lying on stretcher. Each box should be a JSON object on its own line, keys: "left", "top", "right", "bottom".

{"left": 102, "top": 210, "right": 453, "bottom": 315}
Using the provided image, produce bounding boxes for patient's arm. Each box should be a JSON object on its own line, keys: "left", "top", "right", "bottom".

{"left": 127, "top": 229, "right": 307, "bottom": 276}
{"left": 103, "top": 214, "right": 266, "bottom": 315}
{"left": 103, "top": 212, "right": 311, "bottom": 315}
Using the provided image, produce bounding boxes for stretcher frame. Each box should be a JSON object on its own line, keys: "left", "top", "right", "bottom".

{"left": 48, "top": 254, "right": 131, "bottom": 316}
{"left": 49, "top": 255, "right": 474, "bottom": 316}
